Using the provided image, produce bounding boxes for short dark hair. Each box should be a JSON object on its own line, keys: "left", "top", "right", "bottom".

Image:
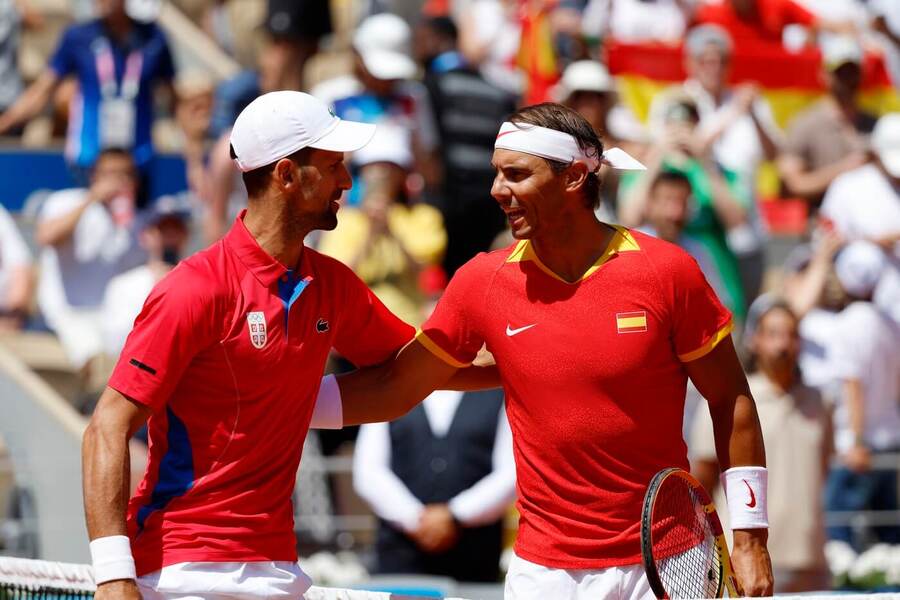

{"left": 424, "top": 16, "right": 458, "bottom": 42}
{"left": 92, "top": 147, "right": 134, "bottom": 170}
{"left": 507, "top": 103, "right": 604, "bottom": 209}
{"left": 229, "top": 145, "right": 311, "bottom": 197}
{"left": 650, "top": 170, "right": 692, "bottom": 193}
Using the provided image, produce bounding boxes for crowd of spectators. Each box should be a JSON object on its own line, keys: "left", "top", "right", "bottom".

{"left": 1, "top": 0, "right": 899, "bottom": 591}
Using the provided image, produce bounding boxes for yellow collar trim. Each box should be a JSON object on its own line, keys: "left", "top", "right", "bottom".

{"left": 506, "top": 225, "right": 640, "bottom": 283}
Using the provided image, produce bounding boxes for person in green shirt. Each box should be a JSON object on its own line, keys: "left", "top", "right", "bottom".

{"left": 619, "top": 97, "right": 749, "bottom": 322}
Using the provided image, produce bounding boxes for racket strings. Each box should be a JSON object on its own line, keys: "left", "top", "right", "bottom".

{"left": 652, "top": 481, "right": 723, "bottom": 598}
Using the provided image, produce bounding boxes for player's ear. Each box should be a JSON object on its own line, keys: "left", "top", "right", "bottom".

{"left": 273, "top": 157, "right": 298, "bottom": 190}
{"left": 565, "top": 161, "right": 590, "bottom": 194}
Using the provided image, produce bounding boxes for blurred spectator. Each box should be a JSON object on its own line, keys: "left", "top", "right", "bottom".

{"left": 619, "top": 96, "right": 749, "bottom": 320}
{"left": 692, "top": 0, "right": 854, "bottom": 46}
{"left": 35, "top": 148, "right": 145, "bottom": 377}
{"left": 0, "top": 0, "right": 176, "bottom": 192}
{"left": 650, "top": 24, "right": 782, "bottom": 300}
{"left": 637, "top": 170, "right": 728, "bottom": 304}
{"left": 825, "top": 241, "right": 900, "bottom": 548}
{"left": 0, "top": 0, "right": 23, "bottom": 117}
{"left": 777, "top": 37, "right": 876, "bottom": 208}
{"left": 101, "top": 194, "right": 191, "bottom": 358}
{"left": 263, "top": 0, "right": 332, "bottom": 92}
{"left": 312, "top": 13, "right": 440, "bottom": 206}
{"left": 456, "top": 0, "right": 522, "bottom": 95}
{"left": 580, "top": 0, "right": 691, "bottom": 45}
{"left": 820, "top": 112, "right": 900, "bottom": 325}
{"left": 200, "top": 36, "right": 298, "bottom": 244}
{"left": 690, "top": 296, "right": 832, "bottom": 593}
{"left": 353, "top": 388, "right": 515, "bottom": 582}
{"left": 317, "top": 126, "right": 447, "bottom": 326}
{"left": 556, "top": 59, "right": 646, "bottom": 217}
{"left": 0, "top": 204, "right": 33, "bottom": 330}
{"left": 781, "top": 230, "right": 845, "bottom": 396}
{"left": 871, "top": 0, "right": 900, "bottom": 90}
{"left": 416, "top": 15, "right": 514, "bottom": 276}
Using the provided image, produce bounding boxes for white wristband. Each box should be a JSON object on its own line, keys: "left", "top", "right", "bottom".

{"left": 721, "top": 466, "right": 768, "bottom": 529}
{"left": 310, "top": 374, "right": 343, "bottom": 429}
{"left": 89, "top": 535, "right": 136, "bottom": 584}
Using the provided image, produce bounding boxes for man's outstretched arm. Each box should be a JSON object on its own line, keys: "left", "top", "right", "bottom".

{"left": 337, "top": 339, "right": 500, "bottom": 426}
{"left": 82, "top": 387, "right": 152, "bottom": 599}
{"left": 686, "top": 336, "right": 773, "bottom": 597}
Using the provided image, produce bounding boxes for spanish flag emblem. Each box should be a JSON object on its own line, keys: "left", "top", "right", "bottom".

{"left": 616, "top": 311, "right": 647, "bottom": 334}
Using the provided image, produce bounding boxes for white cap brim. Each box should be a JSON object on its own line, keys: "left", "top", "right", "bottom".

{"left": 359, "top": 50, "right": 417, "bottom": 81}
{"left": 879, "top": 150, "right": 900, "bottom": 178}
{"left": 309, "top": 119, "right": 377, "bottom": 153}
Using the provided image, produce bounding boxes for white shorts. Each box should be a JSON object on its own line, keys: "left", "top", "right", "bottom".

{"left": 136, "top": 561, "right": 312, "bottom": 600}
{"left": 505, "top": 552, "right": 655, "bottom": 600}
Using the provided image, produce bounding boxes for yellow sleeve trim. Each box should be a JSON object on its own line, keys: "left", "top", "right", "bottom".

{"left": 678, "top": 320, "right": 734, "bottom": 363}
{"left": 415, "top": 329, "right": 472, "bottom": 369}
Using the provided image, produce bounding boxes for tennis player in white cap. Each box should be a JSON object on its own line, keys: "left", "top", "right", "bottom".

{"left": 82, "top": 91, "right": 420, "bottom": 599}
{"left": 321, "top": 102, "right": 774, "bottom": 598}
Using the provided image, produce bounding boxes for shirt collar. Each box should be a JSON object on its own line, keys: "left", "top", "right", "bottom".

{"left": 224, "top": 209, "right": 294, "bottom": 287}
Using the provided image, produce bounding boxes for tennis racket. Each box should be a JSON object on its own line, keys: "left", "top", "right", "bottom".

{"left": 640, "top": 468, "right": 740, "bottom": 599}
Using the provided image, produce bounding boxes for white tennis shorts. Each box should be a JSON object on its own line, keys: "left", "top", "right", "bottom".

{"left": 136, "top": 561, "right": 312, "bottom": 599}
{"left": 505, "top": 552, "right": 656, "bottom": 600}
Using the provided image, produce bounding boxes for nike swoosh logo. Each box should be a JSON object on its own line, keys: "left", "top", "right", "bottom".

{"left": 506, "top": 323, "right": 537, "bottom": 337}
{"left": 743, "top": 479, "right": 757, "bottom": 508}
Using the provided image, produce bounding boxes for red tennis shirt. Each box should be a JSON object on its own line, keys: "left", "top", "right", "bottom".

{"left": 108, "top": 211, "right": 414, "bottom": 575}
{"left": 418, "top": 226, "right": 733, "bottom": 569}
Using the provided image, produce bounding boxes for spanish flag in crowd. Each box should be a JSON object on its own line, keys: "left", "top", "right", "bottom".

{"left": 605, "top": 40, "right": 900, "bottom": 129}
{"left": 517, "top": 0, "right": 561, "bottom": 105}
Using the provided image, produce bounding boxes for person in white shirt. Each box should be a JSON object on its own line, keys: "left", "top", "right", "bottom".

{"left": 824, "top": 241, "right": 900, "bottom": 548}
{"left": 820, "top": 112, "right": 900, "bottom": 326}
{"left": 353, "top": 387, "right": 515, "bottom": 582}
{"left": 580, "top": 0, "right": 691, "bottom": 45}
{"left": 35, "top": 148, "right": 145, "bottom": 374}
{"left": 0, "top": 204, "right": 33, "bottom": 330}
{"left": 102, "top": 195, "right": 191, "bottom": 359}
{"left": 649, "top": 24, "right": 782, "bottom": 302}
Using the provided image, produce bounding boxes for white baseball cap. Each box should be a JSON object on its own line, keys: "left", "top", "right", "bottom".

{"left": 230, "top": 91, "right": 376, "bottom": 172}
{"left": 555, "top": 60, "right": 616, "bottom": 101}
{"left": 353, "top": 13, "right": 417, "bottom": 81}
{"left": 835, "top": 241, "right": 887, "bottom": 298}
{"left": 872, "top": 112, "right": 900, "bottom": 178}
{"left": 353, "top": 124, "right": 413, "bottom": 170}
{"left": 822, "top": 36, "right": 863, "bottom": 71}
{"left": 125, "top": 0, "right": 161, "bottom": 23}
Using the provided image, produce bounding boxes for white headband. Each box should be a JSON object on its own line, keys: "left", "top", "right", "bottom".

{"left": 494, "top": 122, "right": 646, "bottom": 171}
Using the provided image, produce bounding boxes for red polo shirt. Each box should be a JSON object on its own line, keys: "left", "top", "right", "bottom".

{"left": 418, "top": 227, "right": 732, "bottom": 569}
{"left": 109, "top": 211, "right": 414, "bottom": 575}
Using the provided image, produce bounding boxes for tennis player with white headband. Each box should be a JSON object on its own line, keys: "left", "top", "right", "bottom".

{"left": 316, "top": 102, "right": 774, "bottom": 598}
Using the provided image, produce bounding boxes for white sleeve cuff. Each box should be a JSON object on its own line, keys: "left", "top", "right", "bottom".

{"left": 721, "top": 466, "right": 769, "bottom": 530}
{"left": 90, "top": 535, "right": 136, "bottom": 584}
{"left": 310, "top": 374, "right": 343, "bottom": 429}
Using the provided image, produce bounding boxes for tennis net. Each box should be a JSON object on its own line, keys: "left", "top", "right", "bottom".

{"left": 0, "top": 557, "right": 425, "bottom": 599}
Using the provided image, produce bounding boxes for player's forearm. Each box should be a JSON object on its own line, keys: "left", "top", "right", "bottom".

{"left": 338, "top": 367, "right": 437, "bottom": 425}
{"left": 82, "top": 418, "right": 132, "bottom": 540}
{"left": 445, "top": 365, "right": 502, "bottom": 391}
{"left": 710, "top": 391, "right": 766, "bottom": 471}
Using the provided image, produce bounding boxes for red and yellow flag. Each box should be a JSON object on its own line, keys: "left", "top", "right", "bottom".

{"left": 605, "top": 40, "right": 900, "bottom": 129}
{"left": 517, "top": 0, "right": 561, "bottom": 105}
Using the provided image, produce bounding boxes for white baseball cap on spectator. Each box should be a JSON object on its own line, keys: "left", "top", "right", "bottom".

{"left": 230, "top": 91, "right": 376, "bottom": 172}
{"left": 125, "top": 0, "right": 161, "bottom": 23}
{"left": 555, "top": 60, "right": 617, "bottom": 102}
{"left": 353, "top": 125, "right": 413, "bottom": 170}
{"left": 822, "top": 36, "right": 863, "bottom": 71}
{"left": 835, "top": 241, "right": 887, "bottom": 298}
{"left": 353, "top": 13, "right": 417, "bottom": 81}
{"left": 872, "top": 112, "right": 900, "bottom": 178}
